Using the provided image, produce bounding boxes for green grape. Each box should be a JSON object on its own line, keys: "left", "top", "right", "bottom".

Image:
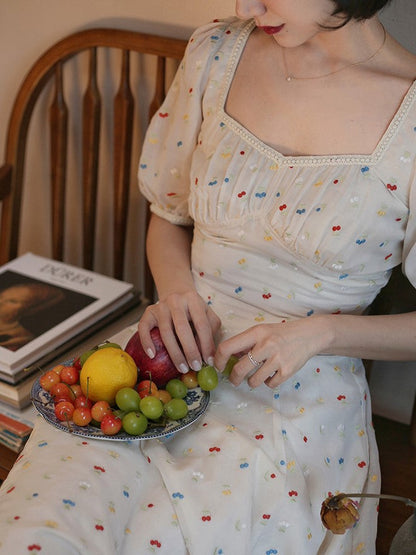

{"left": 98, "top": 342, "right": 122, "bottom": 350}
{"left": 122, "top": 411, "right": 148, "bottom": 435}
{"left": 164, "top": 398, "right": 189, "bottom": 420}
{"left": 166, "top": 378, "right": 188, "bottom": 399}
{"left": 223, "top": 354, "right": 239, "bottom": 377}
{"left": 140, "top": 395, "right": 164, "bottom": 420}
{"left": 197, "top": 365, "right": 218, "bottom": 391}
{"left": 115, "top": 387, "right": 141, "bottom": 412}
{"left": 79, "top": 348, "right": 96, "bottom": 366}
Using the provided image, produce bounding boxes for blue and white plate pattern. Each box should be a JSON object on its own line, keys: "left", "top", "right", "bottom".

{"left": 31, "top": 359, "right": 210, "bottom": 442}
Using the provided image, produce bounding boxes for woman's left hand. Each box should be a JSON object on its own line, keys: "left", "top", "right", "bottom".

{"left": 214, "top": 316, "right": 330, "bottom": 388}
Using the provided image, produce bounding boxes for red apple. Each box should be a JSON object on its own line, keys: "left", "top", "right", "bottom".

{"left": 124, "top": 328, "right": 181, "bottom": 388}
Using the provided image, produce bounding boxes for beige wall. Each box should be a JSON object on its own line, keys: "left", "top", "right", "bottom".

{"left": 0, "top": 0, "right": 415, "bottom": 424}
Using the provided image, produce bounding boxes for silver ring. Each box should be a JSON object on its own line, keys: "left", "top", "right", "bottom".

{"left": 247, "top": 350, "right": 263, "bottom": 368}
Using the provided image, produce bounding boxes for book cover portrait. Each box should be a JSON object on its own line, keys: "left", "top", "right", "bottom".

{"left": 0, "top": 271, "right": 97, "bottom": 352}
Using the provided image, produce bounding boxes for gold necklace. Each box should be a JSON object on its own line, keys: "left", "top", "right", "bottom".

{"left": 282, "top": 25, "right": 387, "bottom": 82}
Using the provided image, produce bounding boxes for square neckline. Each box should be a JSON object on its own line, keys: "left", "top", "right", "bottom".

{"left": 218, "top": 18, "right": 416, "bottom": 167}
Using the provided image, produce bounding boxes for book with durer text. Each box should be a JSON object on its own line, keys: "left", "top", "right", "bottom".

{"left": 0, "top": 253, "right": 139, "bottom": 387}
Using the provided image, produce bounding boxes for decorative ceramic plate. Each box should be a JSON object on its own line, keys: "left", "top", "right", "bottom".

{"left": 31, "top": 359, "right": 210, "bottom": 442}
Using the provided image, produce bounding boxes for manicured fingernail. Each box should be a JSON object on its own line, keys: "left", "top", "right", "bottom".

{"left": 206, "top": 356, "right": 215, "bottom": 367}
{"left": 191, "top": 360, "right": 202, "bottom": 371}
{"left": 146, "top": 348, "right": 155, "bottom": 359}
{"left": 179, "top": 363, "right": 189, "bottom": 374}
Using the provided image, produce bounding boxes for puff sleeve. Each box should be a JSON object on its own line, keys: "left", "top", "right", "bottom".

{"left": 138, "top": 21, "right": 227, "bottom": 226}
{"left": 402, "top": 157, "right": 416, "bottom": 287}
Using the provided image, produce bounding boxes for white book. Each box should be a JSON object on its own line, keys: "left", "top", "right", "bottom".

{"left": 0, "top": 253, "right": 139, "bottom": 384}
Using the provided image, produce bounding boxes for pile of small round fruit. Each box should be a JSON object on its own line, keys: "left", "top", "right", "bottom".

{"left": 38, "top": 343, "right": 219, "bottom": 437}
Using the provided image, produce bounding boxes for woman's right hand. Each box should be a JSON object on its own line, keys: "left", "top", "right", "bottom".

{"left": 137, "top": 290, "right": 221, "bottom": 374}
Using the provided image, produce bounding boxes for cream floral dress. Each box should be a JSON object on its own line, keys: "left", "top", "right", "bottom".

{"left": 1, "top": 17, "right": 416, "bottom": 555}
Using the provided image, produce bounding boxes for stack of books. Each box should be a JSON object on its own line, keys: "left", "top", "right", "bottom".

{"left": 0, "top": 400, "right": 36, "bottom": 452}
{"left": 0, "top": 252, "right": 141, "bottom": 410}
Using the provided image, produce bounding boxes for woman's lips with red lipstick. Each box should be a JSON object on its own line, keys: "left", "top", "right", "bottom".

{"left": 259, "top": 24, "right": 284, "bottom": 35}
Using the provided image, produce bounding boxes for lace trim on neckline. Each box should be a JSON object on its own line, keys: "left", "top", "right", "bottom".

{"left": 218, "top": 19, "right": 416, "bottom": 167}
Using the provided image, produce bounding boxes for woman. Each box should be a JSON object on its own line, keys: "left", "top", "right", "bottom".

{"left": 0, "top": 283, "right": 65, "bottom": 351}
{"left": 0, "top": 1, "right": 415, "bottom": 553}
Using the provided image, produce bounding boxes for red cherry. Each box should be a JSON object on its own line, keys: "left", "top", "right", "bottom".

{"left": 39, "top": 370, "right": 61, "bottom": 392}
{"left": 72, "top": 407, "right": 92, "bottom": 427}
{"left": 74, "top": 395, "right": 93, "bottom": 410}
{"left": 91, "top": 401, "right": 112, "bottom": 422}
{"left": 73, "top": 357, "right": 82, "bottom": 371}
{"left": 50, "top": 382, "right": 75, "bottom": 402}
{"left": 60, "top": 365, "right": 79, "bottom": 385}
{"left": 100, "top": 413, "right": 122, "bottom": 435}
{"left": 54, "top": 401, "right": 75, "bottom": 422}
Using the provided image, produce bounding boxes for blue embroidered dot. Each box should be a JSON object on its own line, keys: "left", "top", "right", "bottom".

{"left": 172, "top": 492, "right": 184, "bottom": 499}
{"left": 208, "top": 180, "right": 218, "bottom": 186}
{"left": 316, "top": 207, "right": 321, "bottom": 212}
{"left": 266, "top": 550, "right": 278, "bottom": 555}
{"left": 62, "top": 499, "right": 76, "bottom": 507}
{"left": 356, "top": 239, "right": 366, "bottom": 245}
{"left": 210, "top": 35, "right": 219, "bottom": 40}
{"left": 177, "top": 141, "right": 183, "bottom": 147}
{"left": 240, "top": 462, "right": 249, "bottom": 468}
{"left": 339, "top": 458, "right": 344, "bottom": 464}
{"left": 255, "top": 191, "right": 266, "bottom": 198}
{"left": 339, "top": 273, "right": 349, "bottom": 279}
{"left": 38, "top": 442, "right": 48, "bottom": 447}
{"left": 224, "top": 177, "right": 230, "bottom": 183}
{"left": 140, "top": 163, "right": 147, "bottom": 169}
{"left": 220, "top": 122, "right": 225, "bottom": 128}
{"left": 275, "top": 192, "right": 281, "bottom": 197}
{"left": 282, "top": 429, "right": 287, "bottom": 436}
{"left": 280, "top": 460, "right": 285, "bottom": 466}
{"left": 234, "top": 286, "right": 242, "bottom": 294}
{"left": 294, "top": 382, "right": 300, "bottom": 390}
{"left": 379, "top": 242, "right": 385, "bottom": 247}
{"left": 361, "top": 166, "right": 369, "bottom": 173}
{"left": 274, "top": 392, "right": 280, "bottom": 399}
{"left": 214, "top": 55, "right": 219, "bottom": 60}
{"left": 123, "top": 490, "right": 129, "bottom": 498}
{"left": 307, "top": 309, "right": 314, "bottom": 316}
{"left": 296, "top": 208, "right": 306, "bottom": 214}
{"left": 32, "top": 493, "right": 39, "bottom": 497}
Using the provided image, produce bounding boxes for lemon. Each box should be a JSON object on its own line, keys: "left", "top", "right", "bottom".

{"left": 80, "top": 347, "right": 137, "bottom": 405}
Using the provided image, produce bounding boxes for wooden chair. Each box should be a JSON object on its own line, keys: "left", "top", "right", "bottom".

{"left": 0, "top": 28, "right": 187, "bottom": 300}
{"left": 0, "top": 26, "right": 187, "bottom": 483}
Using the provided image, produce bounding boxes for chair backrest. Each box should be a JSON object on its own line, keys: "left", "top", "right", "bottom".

{"left": 0, "top": 28, "right": 187, "bottom": 301}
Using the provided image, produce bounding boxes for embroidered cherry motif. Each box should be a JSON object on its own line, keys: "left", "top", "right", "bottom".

{"left": 255, "top": 434, "right": 264, "bottom": 440}
{"left": 158, "top": 112, "right": 169, "bottom": 118}
{"left": 95, "top": 524, "right": 104, "bottom": 531}
{"left": 332, "top": 225, "right": 341, "bottom": 232}
{"left": 288, "top": 490, "right": 298, "bottom": 497}
{"left": 262, "top": 514, "right": 271, "bottom": 520}
{"left": 358, "top": 461, "right": 367, "bottom": 468}
{"left": 279, "top": 204, "right": 287, "bottom": 211}
{"left": 237, "top": 191, "right": 246, "bottom": 198}
{"left": 201, "top": 515, "right": 212, "bottom": 522}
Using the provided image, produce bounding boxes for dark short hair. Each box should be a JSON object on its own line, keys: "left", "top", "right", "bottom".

{"left": 331, "top": 0, "right": 392, "bottom": 22}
